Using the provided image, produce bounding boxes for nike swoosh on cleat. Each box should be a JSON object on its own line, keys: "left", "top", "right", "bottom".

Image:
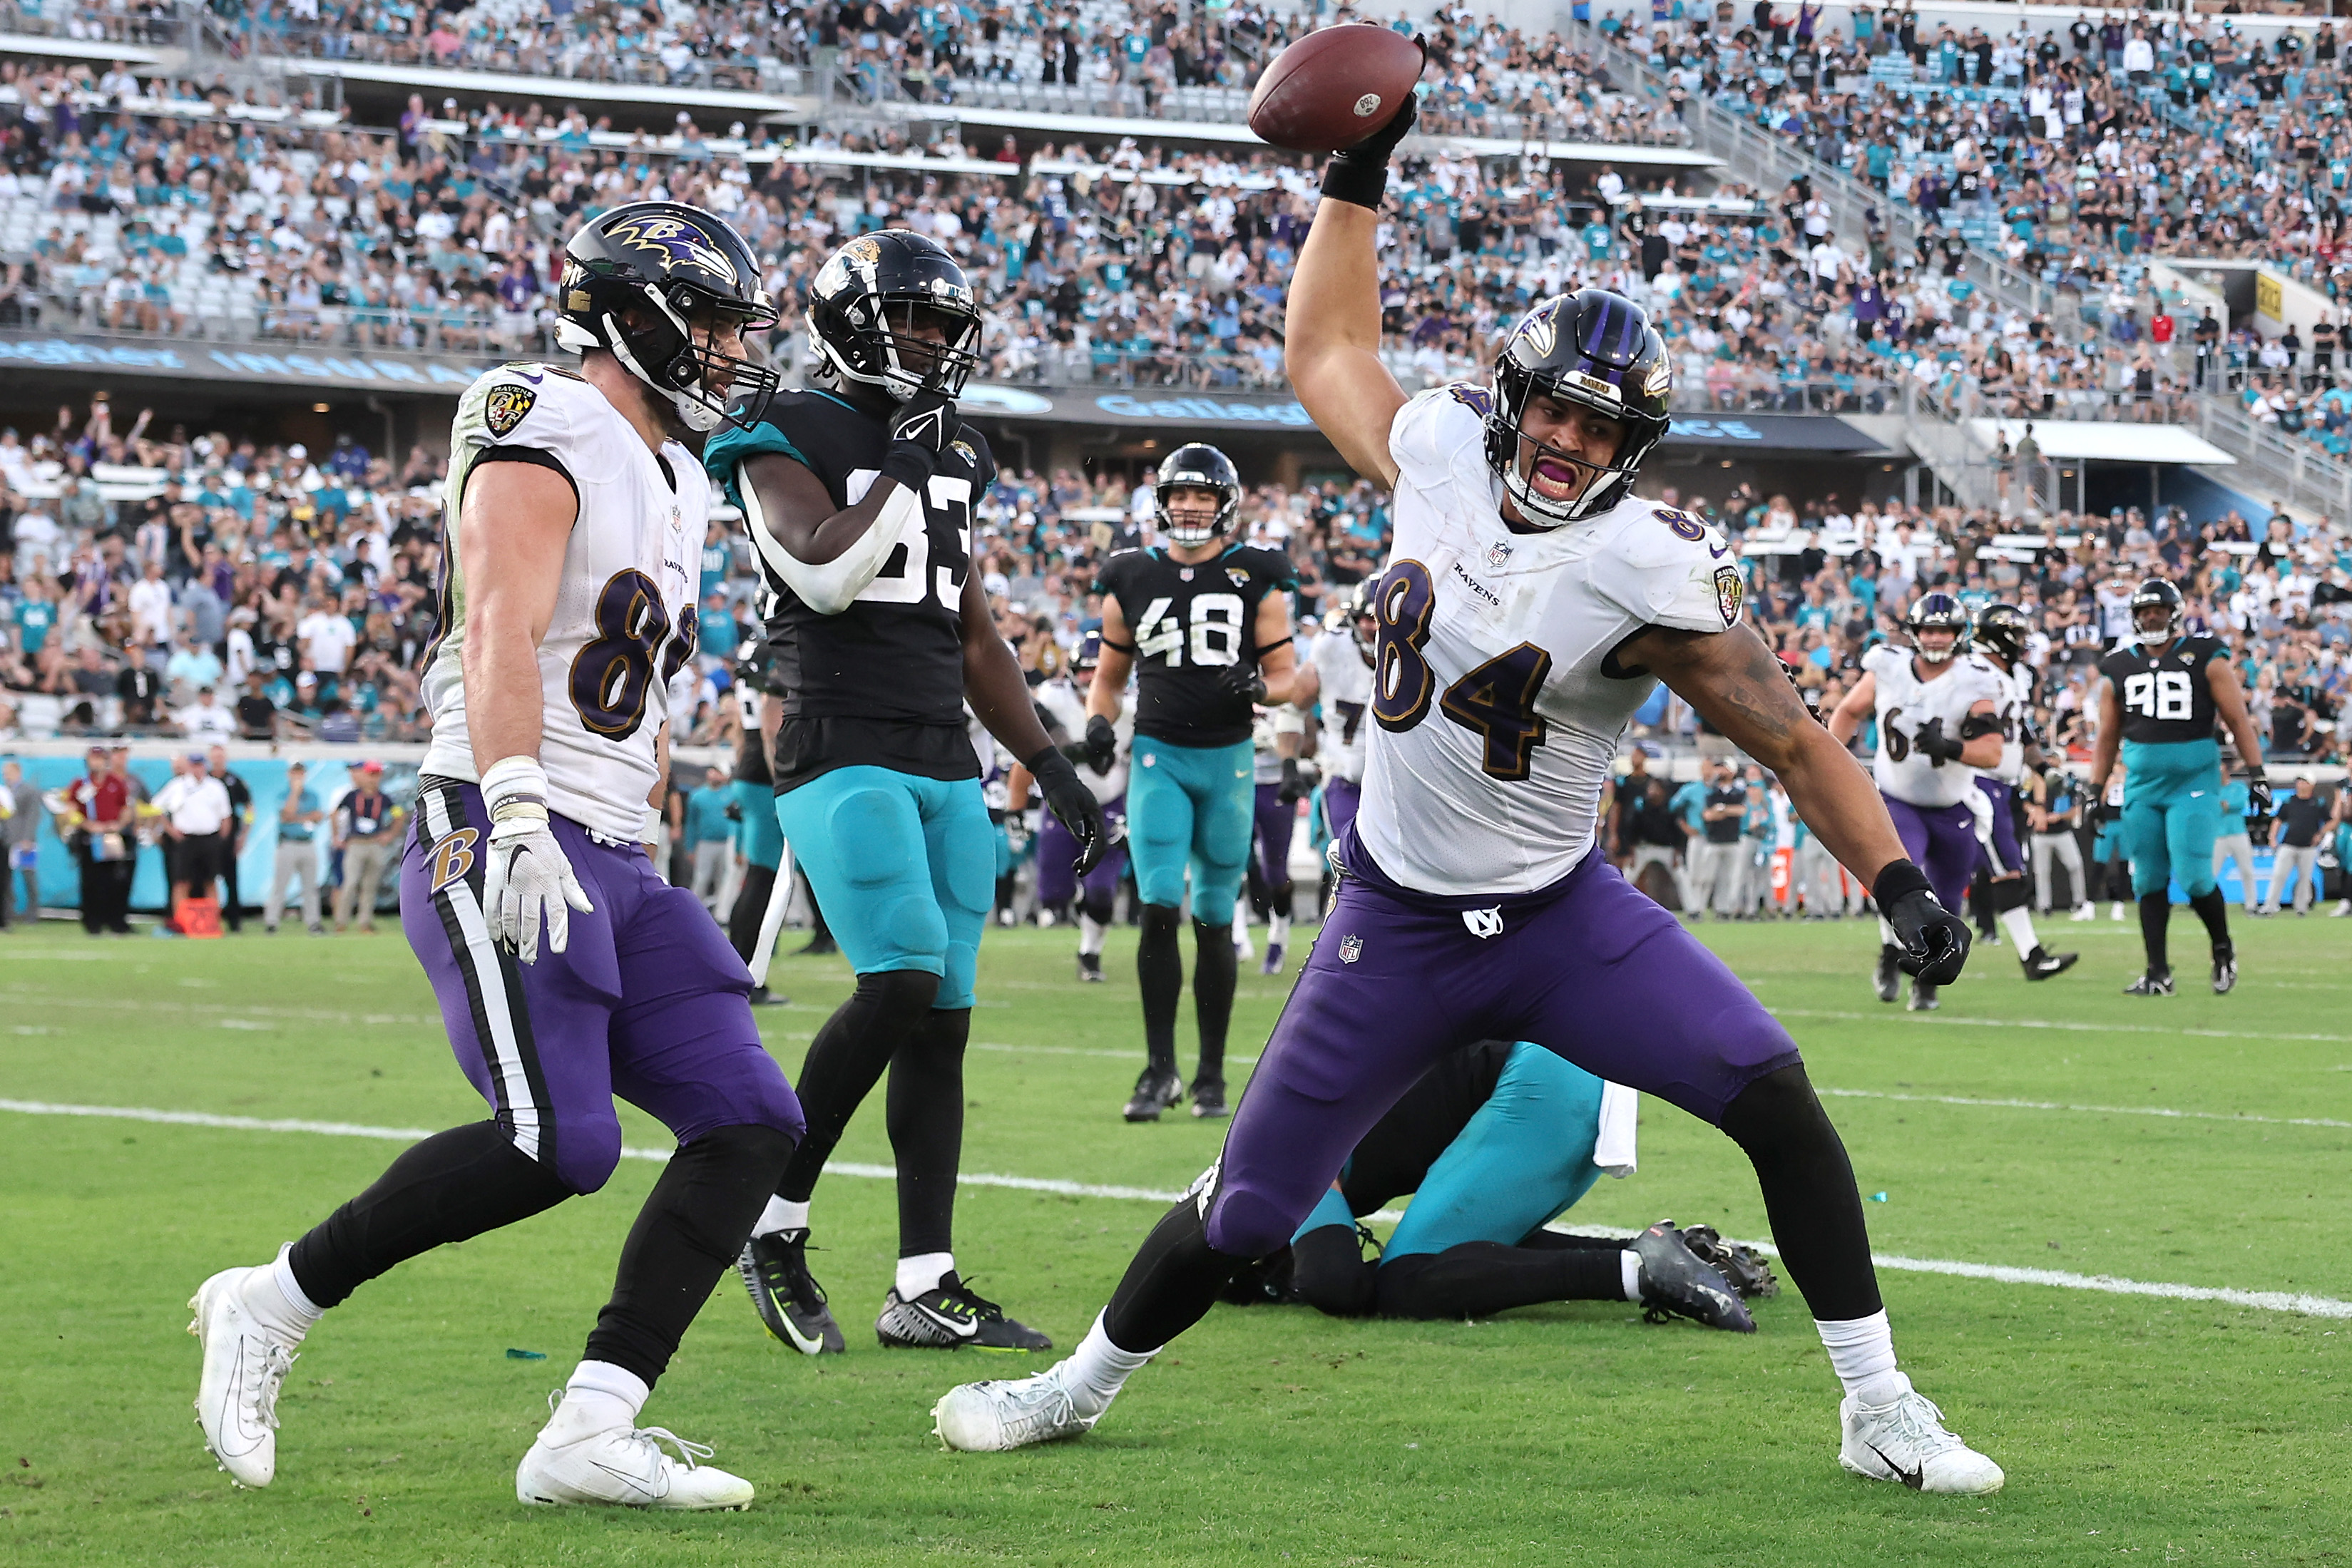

{"left": 1868, "top": 1443, "right": 1926, "bottom": 1490}
{"left": 779, "top": 1313, "right": 827, "bottom": 1354}
{"left": 586, "top": 1460, "right": 663, "bottom": 1500}
{"left": 917, "top": 1309, "right": 981, "bottom": 1339}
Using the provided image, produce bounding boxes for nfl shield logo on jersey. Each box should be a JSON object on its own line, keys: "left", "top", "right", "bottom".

{"left": 1486, "top": 540, "right": 1513, "bottom": 570}
{"left": 1338, "top": 934, "right": 1363, "bottom": 965}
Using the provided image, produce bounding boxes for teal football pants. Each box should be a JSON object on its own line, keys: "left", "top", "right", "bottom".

{"left": 2120, "top": 739, "right": 2223, "bottom": 899}
{"left": 732, "top": 778, "right": 782, "bottom": 873}
{"left": 1126, "top": 734, "right": 1254, "bottom": 927}
{"left": 774, "top": 767, "right": 993, "bottom": 1010}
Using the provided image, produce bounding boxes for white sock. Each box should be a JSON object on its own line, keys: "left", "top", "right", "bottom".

{"left": 545, "top": 1359, "right": 648, "bottom": 1441}
{"left": 1078, "top": 913, "right": 1107, "bottom": 957}
{"left": 245, "top": 1244, "right": 322, "bottom": 1338}
{"left": 896, "top": 1251, "right": 954, "bottom": 1298}
{"left": 1876, "top": 915, "right": 1899, "bottom": 948}
{"left": 1998, "top": 904, "right": 2040, "bottom": 956}
{"left": 1815, "top": 1310, "right": 1907, "bottom": 1406}
{"left": 752, "top": 1196, "right": 809, "bottom": 1239}
{"left": 1063, "top": 1311, "right": 1157, "bottom": 1416}
{"left": 1619, "top": 1249, "right": 1643, "bottom": 1302}
{"left": 1269, "top": 911, "right": 1290, "bottom": 948}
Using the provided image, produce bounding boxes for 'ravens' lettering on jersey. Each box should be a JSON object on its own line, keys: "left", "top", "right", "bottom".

{"left": 1096, "top": 543, "right": 1297, "bottom": 747}
{"left": 2099, "top": 635, "right": 2225, "bottom": 746}
{"left": 704, "top": 387, "right": 995, "bottom": 788}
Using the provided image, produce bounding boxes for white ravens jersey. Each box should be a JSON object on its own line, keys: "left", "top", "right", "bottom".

{"left": 1980, "top": 658, "right": 2033, "bottom": 784}
{"left": 1312, "top": 630, "right": 1374, "bottom": 784}
{"left": 1860, "top": 643, "right": 2005, "bottom": 809}
{"left": 420, "top": 364, "right": 707, "bottom": 839}
{"left": 1358, "top": 384, "right": 1749, "bottom": 897}
{"left": 1034, "top": 676, "right": 1130, "bottom": 804}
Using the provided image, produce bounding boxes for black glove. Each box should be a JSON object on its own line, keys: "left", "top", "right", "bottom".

{"left": 1220, "top": 660, "right": 1269, "bottom": 706}
{"left": 1913, "top": 715, "right": 1965, "bottom": 766}
{"left": 1320, "top": 56, "right": 1422, "bottom": 210}
{"left": 1026, "top": 744, "right": 1109, "bottom": 876}
{"left": 1083, "top": 713, "right": 1118, "bottom": 774}
{"left": 1278, "top": 756, "right": 1306, "bottom": 806}
{"left": 1874, "top": 861, "right": 1970, "bottom": 985}
{"left": 2242, "top": 769, "right": 2273, "bottom": 816}
{"left": 889, "top": 387, "right": 960, "bottom": 456}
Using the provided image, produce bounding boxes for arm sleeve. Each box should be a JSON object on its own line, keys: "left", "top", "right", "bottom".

{"left": 702, "top": 419, "right": 812, "bottom": 512}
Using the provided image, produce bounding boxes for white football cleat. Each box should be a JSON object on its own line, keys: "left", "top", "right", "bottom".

{"left": 188, "top": 1266, "right": 301, "bottom": 1488}
{"left": 516, "top": 1415, "right": 753, "bottom": 1510}
{"left": 1839, "top": 1382, "right": 2005, "bottom": 1495}
{"left": 932, "top": 1363, "right": 1101, "bottom": 1452}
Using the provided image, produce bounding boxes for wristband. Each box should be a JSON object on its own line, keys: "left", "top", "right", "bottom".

{"left": 880, "top": 442, "right": 937, "bottom": 495}
{"left": 1871, "top": 860, "right": 1933, "bottom": 908}
{"left": 1319, "top": 156, "right": 1391, "bottom": 212}
{"left": 481, "top": 756, "right": 549, "bottom": 824}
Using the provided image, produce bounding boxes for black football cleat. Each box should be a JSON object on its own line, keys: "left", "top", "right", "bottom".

{"left": 2020, "top": 946, "right": 2077, "bottom": 981}
{"left": 1677, "top": 1224, "right": 1779, "bottom": 1300}
{"left": 2211, "top": 943, "right": 2236, "bottom": 995}
{"left": 2123, "top": 968, "right": 2175, "bottom": 997}
{"left": 747, "top": 985, "right": 790, "bottom": 1007}
{"left": 1906, "top": 978, "right": 1938, "bottom": 1012}
{"left": 1873, "top": 943, "right": 1902, "bottom": 1004}
{"left": 876, "top": 1273, "right": 1050, "bottom": 1352}
{"left": 1189, "top": 1077, "right": 1228, "bottom": 1119}
{"left": 1632, "top": 1221, "right": 1754, "bottom": 1332}
{"left": 1123, "top": 1066, "right": 1184, "bottom": 1122}
{"left": 737, "top": 1228, "right": 844, "bottom": 1355}
{"left": 1076, "top": 950, "right": 1104, "bottom": 983}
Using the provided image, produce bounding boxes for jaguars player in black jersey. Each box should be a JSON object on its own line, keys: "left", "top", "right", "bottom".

{"left": 2090, "top": 578, "right": 2270, "bottom": 995}
{"left": 704, "top": 230, "right": 1109, "bottom": 1354}
{"left": 1086, "top": 444, "right": 1302, "bottom": 1123}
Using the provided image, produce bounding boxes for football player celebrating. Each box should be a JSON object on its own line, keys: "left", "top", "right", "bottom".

{"left": 1009, "top": 629, "right": 1131, "bottom": 982}
{"left": 2090, "top": 578, "right": 2269, "bottom": 995}
{"left": 1087, "top": 442, "right": 1302, "bottom": 1122}
{"left": 1964, "top": 603, "right": 2077, "bottom": 982}
{"left": 705, "top": 230, "right": 1108, "bottom": 1356}
{"left": 190, "top": 202, "right": 807, "bottom": 1509}
{"left": 1826, "top": 593, "right": 2007, "bottom": 1011}
{"left": 931, "top": 93, "right": 2001, "bottom": 1496}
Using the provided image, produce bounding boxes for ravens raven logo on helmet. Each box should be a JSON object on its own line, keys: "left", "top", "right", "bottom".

{"left": 603, "top": 212, "right": 740, "bottom": 287}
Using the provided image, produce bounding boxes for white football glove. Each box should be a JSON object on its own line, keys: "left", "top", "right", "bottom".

{"left": 480, "top": 757, "right": 594, "bottom": 965}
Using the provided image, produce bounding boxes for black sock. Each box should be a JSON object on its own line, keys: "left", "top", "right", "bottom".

{"left": 886, "top": 1005, "right": 968, "bottom": 1258}
{"left": 2189, "top": 888, "right": 2232, "bottom": 950}
{"left": 1137, "top": 903, "right": 1182, "bottom": 1077}
{"left": 1080, "top": 884, "right": 1115, "bottom": 928}
{"left": 995, "top": 872, "right": 1017, "bottom": 918}
{"left": 287, "top": 1121, "right": 576, "bottom": 1310}
{"left": 1103, "top": 1194, "right": 1244, "bottom": 1352}
{"left": 1719, "top": 1065, "right": 1882, "bottom": 1323}
{"left": 1191, "top": 918, "right": 1235, "bottom": 1083}
{"left": 1266, "top": 881, "right": 1293, "bottom": 929}
{"left": 1374, "top": 1241, "right": 1626, "bottom": 1320}
{"left": 776, "top": 968, "right": 941, "bottom": 1204}
{"left": 584, "top": 1122, "right": 797, "bottom": 1389}
{"left": 1286, "top": 1225, "right": 1376, "bottom": 1318}
{"left": 725, "top": 863, "right": 777, "bottom": 968}
{"left": 2139, "top": 891, "right": 2172, "bottom": 973}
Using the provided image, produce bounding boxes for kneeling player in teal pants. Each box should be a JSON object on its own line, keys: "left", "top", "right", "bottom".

{"left": 2092, "top": 579, "right": 2271, "bottom": 997}
{"left": 1222, "top": 1041, "right": 1769, "bottom": 1327}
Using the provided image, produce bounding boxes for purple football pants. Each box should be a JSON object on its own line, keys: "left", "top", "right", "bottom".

{"left": 1252, "top": 783, "right": 1297, "bottom": 886}
{"left": 1036, "top": 795, "right": 1128, "bottom": 908}
{"left": 1202, "top": 846, "right": 1801, "bottom": 1259}
{"left": 1973, "top": 778, "right": 2025, "bottom": 876}
{"left": 1321, "top": 777, "right": 1361, "bottom": 847}
{"left": 1881, "top": 792, "right": 1980, "bottom": 911}
{"left": 404, "top": 778, "right": 804, "bottom": 1196}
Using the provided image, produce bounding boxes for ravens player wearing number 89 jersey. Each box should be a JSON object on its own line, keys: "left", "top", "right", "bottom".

{"left": 1086, "top": 443, "right": 1303, "bottom": 1123}
{"left": 2090, "top": 578, "right": 2271, "bottom": 996}
{"left": 934, "top": 85, "right": 2000, "bottom": 1497}
{"left": 704, "top": 230, "right": 1108, "bottom": 1356}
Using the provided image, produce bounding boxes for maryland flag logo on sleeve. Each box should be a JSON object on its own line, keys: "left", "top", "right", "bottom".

{"left": 484, "top": 384, "right": 537, "bottom": 439}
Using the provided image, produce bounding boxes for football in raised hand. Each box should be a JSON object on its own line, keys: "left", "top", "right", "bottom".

{"left": 1246, "top": 24, "right": 1425, "bottom": 154}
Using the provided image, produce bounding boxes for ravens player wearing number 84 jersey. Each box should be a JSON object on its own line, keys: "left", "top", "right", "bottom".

{"left": 932, "top": 87, "right": 2003, "bottom": 1497}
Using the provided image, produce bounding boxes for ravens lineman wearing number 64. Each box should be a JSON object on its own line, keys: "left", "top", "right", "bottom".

{"left": 933, "top": 91, "right": 2005, "bottom": 1493}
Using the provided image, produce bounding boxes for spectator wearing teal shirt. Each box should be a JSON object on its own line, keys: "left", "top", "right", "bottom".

{"left": 14, "top": 584, "right": 56, "bottom": 655}
{"left": 699, "top": 520, "right": 732, "bottom": 600}
{"left": 695, "top": 590, "right": 740, "bottom": 667}
{"left": 684, "top": 766, "right": 738, "bottom": 916}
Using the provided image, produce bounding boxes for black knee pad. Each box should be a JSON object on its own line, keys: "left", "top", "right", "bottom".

{"left": 658, "top": 1122, "right": 799, "bottom": 1263}
{"left": 1190, "top": 917, "right": 1233, "bottom": 946}
{"left": 859, "top": 966, "right": 943, "bottom": 1021}
{"left": 1140, "top": 902, "right": 1182, "bottom": 943}
{"left": 1719, "top": 1062, "right": 1833, "bottom": 1157}
{"left": 1288, "top": 1224, "right": 1376, "bottom": 1318}
{"left": 1990, "top": 876, "right": 2032, "bottom": 913}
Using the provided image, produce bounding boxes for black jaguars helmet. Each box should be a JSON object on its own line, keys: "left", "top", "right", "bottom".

{"left": 1484, "top": 289, "right": 1674, "bottom": 527}
{"left": 1153, "top": 443, "right": 1242, "bottom": 546}
{"left": 1973, "top": 601, "right": 2030, "bottom": 667}
{"left": 1904, "top": 591, "right": 1970, "bottom": 663}
{"left": 2130, "top": 577, "right": 2185, "bottom": 642}
{"left": 555, "top": 200, "right": 779, "bottom": 434}
{"left": 807, "top": 230, "right": 984, "bottom": 402}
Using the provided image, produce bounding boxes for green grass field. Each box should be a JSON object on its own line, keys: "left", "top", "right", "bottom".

{"left": 1, "top": 909, "right": 2346, "bottom": 1566}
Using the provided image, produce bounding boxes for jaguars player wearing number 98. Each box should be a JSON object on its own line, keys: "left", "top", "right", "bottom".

{"left": 1087, "top": 442, "right": 1302, "bottom": 1124}
{"left": 932, "top": 88, "right": 2003, "bottom": 1495}
{"left": 188, "top": 201, "right": 808, "bottom": 1510}
{"left": 704, "top": 230, "right": 1109, "bottom": 1357}
{"left": 2091, "top": 577, "right": 2270, "bottom": 997}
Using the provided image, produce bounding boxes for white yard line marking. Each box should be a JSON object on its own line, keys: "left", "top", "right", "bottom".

{"left": 5, "top": 1097, "right": 2348, "bottom": 1321}
{"left": 1817, "top": 1086, "right": 2352, "bottom": 1131}
{"left": 1776, "top": 1006, "right": 2347, "bottom": 1045}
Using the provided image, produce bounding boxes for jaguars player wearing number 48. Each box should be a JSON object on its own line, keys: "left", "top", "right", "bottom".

{"left": 189, "top": 202, "right": 809, "bottom": 1510}
{"left": 932, "top": 84, "right": 2003, "bottom": 1497}
{"left": 704, "top": 230, "right": 1109, "bottom": 1358}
